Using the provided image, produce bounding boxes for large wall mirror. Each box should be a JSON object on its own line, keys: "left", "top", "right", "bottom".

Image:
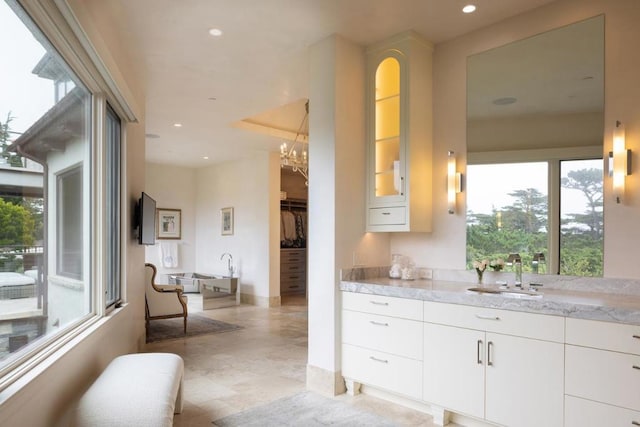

{"left": 466, "top": 15, "right": 604, "bottom": 277}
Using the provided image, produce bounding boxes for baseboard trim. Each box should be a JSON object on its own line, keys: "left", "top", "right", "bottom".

{"left": 306, "top": 364, "right": 346, "bottom": 396}
{"left": 239, "top": 293, "right": 281, "bottom": 307}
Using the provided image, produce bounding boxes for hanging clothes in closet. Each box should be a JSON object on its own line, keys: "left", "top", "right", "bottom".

{"left": 280, "top": 209, "right": 307, "bottom": 248}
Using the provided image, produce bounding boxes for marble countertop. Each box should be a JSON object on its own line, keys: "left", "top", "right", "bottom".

{"left": 340, "top": 277, "right": 640, "bottom": 326}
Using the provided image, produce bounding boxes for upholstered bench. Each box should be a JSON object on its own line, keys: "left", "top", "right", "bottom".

{"left": 73, "top": 352, "right": 184, "bottom": 427}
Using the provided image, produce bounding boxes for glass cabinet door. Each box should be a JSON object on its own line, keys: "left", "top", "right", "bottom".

{"left": 374, "top": 57, "right": 401, "bottom": 198}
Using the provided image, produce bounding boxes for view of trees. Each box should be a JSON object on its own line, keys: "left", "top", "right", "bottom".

{"left": 0, "top": 114, "right": 43, "bottom": 272}
{"left": 467, "top": 166, "right": 603, "bottom": 277}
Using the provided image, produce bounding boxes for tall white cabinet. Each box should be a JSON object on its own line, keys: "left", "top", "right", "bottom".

{"left": 365, "top": 31, "right": 433, "bottom": 232}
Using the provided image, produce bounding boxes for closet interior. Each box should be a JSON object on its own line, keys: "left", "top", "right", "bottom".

{"left": 280, "top": 168, "right": 307, "bottom": 296}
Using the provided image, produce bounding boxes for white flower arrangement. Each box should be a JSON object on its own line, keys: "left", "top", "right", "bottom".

{"left": 489, "top": 258, "right": 505, "bottom": 271}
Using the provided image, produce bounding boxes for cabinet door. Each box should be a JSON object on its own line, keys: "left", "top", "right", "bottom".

{"left": 423, "top": 322, "right": 485, "bottom": 419}
{"left": 370, "top": 53, "right": 404, "bottom": 205}
{"left": 485, "top": 333, "right": 564, "bottom": 427}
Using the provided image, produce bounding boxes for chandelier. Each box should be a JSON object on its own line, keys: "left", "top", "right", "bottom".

{"left": 280, "top": 100, "right": 309, "bottom": 185}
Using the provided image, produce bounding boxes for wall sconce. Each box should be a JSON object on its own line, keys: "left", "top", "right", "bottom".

{"left": 609, "top": 120, "right": 632, "bottom": 204}
{"left": 447, "top": 151, "right": 463, "bottom": 214}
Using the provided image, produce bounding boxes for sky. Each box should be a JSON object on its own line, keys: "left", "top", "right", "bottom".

{"left": 0, "top": 1, "right": 54, "bottom": 140}
{"left": 467, "top": 159, "right": 603, "bottom": 219}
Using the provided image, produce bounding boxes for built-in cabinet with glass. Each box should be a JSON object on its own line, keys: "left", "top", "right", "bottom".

{"left": 366, "top": 31, "right": 433, "bottom": 232}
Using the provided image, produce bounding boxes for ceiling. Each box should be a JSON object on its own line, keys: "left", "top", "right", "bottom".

{"left": 113, "top": 0, "right": 559, "bottom": 168}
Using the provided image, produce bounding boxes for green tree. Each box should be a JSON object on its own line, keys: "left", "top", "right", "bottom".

{"left": 561, "top": 168, "right": 603, "bottom": 238}
{"left": 0, "top": 112, "right": 24, "bottom": 167}
{"left": 0, "top": 197, "right": 35, "bottom": 246}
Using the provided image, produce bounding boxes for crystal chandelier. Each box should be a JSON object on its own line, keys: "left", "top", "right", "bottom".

{"left": 280, "top": 100, "right": 309, "bottom": 185}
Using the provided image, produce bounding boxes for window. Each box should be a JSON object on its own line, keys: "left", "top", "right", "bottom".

{"left": 466, "top": 163, "right": 548, "bottom": 270}
{"left": 466, "top": 158, "right": 603, "bottom": 276}
{"left": 560, "top": 159, "right": 603, "bottom": 276}
{"left": 57, "top": 166, "right": 83, "bottom": 280}
{"left": 0, "top": 0, "right": 123, "bottom": 375}
{"left": 106, "top": 104, "right": 121, "bottom": 308}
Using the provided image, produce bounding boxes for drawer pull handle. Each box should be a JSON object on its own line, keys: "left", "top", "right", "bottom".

{"left": 370, "top": 321, "right": 389, "bottom": 327}
{"left": 382, "top": 212, "right": 391, "bottom": 216}
{"left": 370, "top": 301, "right": 389, "bottom": 306}
{"left": 288, "top": 285, "right": 299, "bottom": 289}
{"left": 369, "top": 356, "right": 388, "bottom": 364}
{"left": 487, "top": 341, "right": 494, "bottom": 366}
{"left": 477, "top": 339, "right": 483, "bottom": 365}
{"left": 633, "top": 365, "right": 640, "bottom": 370}
{"left": 633, "top": 335, "right": 640, "bottom": 339}
{"left": 632, "top": 422, "right": 640, "bottom": 426}
{"left": 476, "top": 314, "right": 501, "bottom": 321}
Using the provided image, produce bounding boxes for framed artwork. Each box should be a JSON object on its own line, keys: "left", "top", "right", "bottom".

{"left": 156, "top": 208, "right": 181, "bottom": 239}
{"left": 221, "top": 207, "right": 234, "bottom": 235}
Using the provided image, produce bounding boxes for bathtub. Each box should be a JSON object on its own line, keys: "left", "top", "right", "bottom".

{"left": 168, "top": 273, "right": 238, "bottom": 309}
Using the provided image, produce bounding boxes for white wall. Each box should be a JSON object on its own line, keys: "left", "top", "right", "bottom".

{"left": 195, "top": 152, "right": 280, "bottom": 306}
{"left": 391, "top": 0, "right": 640, "bottom": 280}
{"left": 144, "top": 163, "right": 197, "bottom": 279}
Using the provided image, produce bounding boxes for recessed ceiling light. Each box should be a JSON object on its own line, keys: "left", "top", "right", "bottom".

{"left": 203, "top": 156, "right": 209, "bottom": 160}
{"left": 492, "top": 97, "right": 517, "bottom": 106}
{"left": 208, "top": 28, "right": 223, "bottom": 37}
{"left": 173, "top": 123, "right": 182, "bottom": 128}
{"left": 462, "top": 4, "right": 477, "bottom": 13}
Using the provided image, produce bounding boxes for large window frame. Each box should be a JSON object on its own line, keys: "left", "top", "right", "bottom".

{"left": 468, "top": 146, "right": 603, "bottom": 275}
{"left": 0, "top": 0, "right": 133, "bottom": 390}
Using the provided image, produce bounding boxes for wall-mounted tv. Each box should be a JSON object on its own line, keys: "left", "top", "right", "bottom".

{"left": 138, "top": 191, "right": 157, "bottom": 245}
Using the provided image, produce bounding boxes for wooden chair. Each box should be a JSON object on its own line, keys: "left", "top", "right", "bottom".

{"left": 145, "top": 263, "right": 188, "bottom": 333}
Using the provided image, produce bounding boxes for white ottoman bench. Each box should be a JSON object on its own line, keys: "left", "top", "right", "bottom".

{"left": 73, "top": 352, "right": 184, "bottom": 427}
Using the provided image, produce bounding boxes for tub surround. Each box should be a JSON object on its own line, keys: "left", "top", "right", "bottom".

{"left": 340, "top": 267, "right": 640, "bottom": 326}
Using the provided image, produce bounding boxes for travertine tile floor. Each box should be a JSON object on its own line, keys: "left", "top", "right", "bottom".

{"left": 144, "top": 294, "right": 444, "bottom": 426}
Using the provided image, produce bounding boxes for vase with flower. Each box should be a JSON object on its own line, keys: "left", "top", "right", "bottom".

{"left": 473, "top": 260, "right": 488, "bottom": 285}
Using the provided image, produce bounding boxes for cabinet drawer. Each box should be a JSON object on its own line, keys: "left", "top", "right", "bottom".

{"left": 342, "top": 310, "right": 422, "bottom": 360}
{"left": 565, "top": 395, "right": 640, "bottom": 427}
{"left": 281, "top": 262, "right": 305, "bottom": 274}
{"left": 342, "top": 343, "right": 422, "bottom": 400}
{"left": 368, "top": 206, "right": 406, "bottom": 225}
{"left": 566, "top": 317, "right": 640, "bottom": 355}
{"left": 566, "top": 345, "right": 640, "bottom": 411}
{"left": 281, "top": 283, "right": 305, "bottom": 294}
{"left": 281, "top": 250, "right": 306, "bottom": 263}
{"left": 342, "top": 292, "right": 422, "bottom": 321}
{"left": 423, "top": 301, "right": 564, "bottom": 343}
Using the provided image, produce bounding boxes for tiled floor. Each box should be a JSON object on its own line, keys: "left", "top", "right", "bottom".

{"left": 144, "top": 294, "right": 443, "bottom": 426}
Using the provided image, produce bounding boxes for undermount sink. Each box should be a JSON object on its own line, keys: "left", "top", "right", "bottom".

{"left": 467, "top": 287, "right": 543, "bottom": 298}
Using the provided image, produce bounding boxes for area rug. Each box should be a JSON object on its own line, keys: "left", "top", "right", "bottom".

{"left": 212, "top": 392, "right": 398, "bottom": 426}
{"left": 146, "top": 314, "right": 242, "bottom": 343}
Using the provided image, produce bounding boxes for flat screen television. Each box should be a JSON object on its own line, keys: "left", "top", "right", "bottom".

{"left": 138, "top": 191, "right": 157, "bottom": 245}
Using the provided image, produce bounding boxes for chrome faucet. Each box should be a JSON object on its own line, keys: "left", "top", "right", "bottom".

{"left": 220, "top": 252, "right": 234, "bottom": 277}
{"left": 507, "top": 253, "right": 522, "bottom": 288}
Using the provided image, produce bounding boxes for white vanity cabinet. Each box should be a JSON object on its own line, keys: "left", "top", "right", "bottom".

{"left": 341, "top": 292, "right": 423, "bottom": 400}
{"left": 365, "top": 31, "right": 433, "bottom": 232}
{"left": 423, "top": 301, "right": 565, "bottom": 427}
{"left": 564, "top": 318, "right": 640, "bottom": 427}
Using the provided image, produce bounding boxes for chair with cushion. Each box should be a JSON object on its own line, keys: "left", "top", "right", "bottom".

{"left": 145, "top": 263, "right": 188, "bottom": 333}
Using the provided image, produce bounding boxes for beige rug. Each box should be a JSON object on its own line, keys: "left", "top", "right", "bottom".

{"left": 212, "top": 392, "right": 398, "bottom": 426}
{"left": 146, "top": 314, "right": 241, "bottom": 343}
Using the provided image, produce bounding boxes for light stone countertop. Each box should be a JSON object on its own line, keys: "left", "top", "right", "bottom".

{"left": 340, "top": 277, "right": 640, "bottom": 326}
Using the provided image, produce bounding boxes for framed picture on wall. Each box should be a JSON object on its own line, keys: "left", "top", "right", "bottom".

{"left": 157, "top": 208, "right": 181, "bottom": 239}
{"left": 221, "top": 207, "right": 234, "bottom": 235}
